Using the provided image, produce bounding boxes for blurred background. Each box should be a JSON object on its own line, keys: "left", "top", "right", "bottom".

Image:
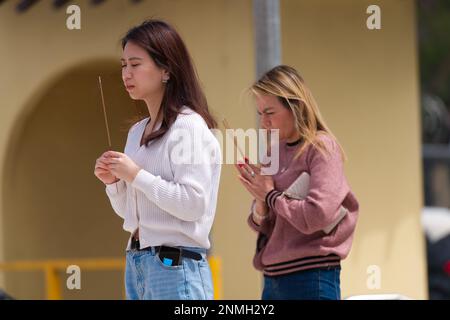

{"left": 418, "top": 0, "right": 450, "bottom": 301}
{"left": 0, "top": 0, "right": 448, "bottom": 300}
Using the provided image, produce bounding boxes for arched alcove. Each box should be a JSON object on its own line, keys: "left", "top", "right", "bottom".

{"left": 2, "top": 59, "right": 147, "bottom": 299}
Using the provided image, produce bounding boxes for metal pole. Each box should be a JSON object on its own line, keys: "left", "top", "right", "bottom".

{"left": 253, "top": 0, "right": 282, "bottom": 79}
{"left": 253, "top": 0, "right": 281, "bottom": 156}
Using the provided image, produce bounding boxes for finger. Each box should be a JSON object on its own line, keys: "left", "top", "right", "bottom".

{"left": 234, "top": 162, "right": 247, "bottom": 175}
{"left": 242, "top": 162, "right": 259, "bottom": 174}
{"left": 238, "top": 166, "right": 253, "bottom": 181}
{"left": 97, "top": 159, "right": 109, "bottom": 167}
{"left": 237, "top": 174, "right": 252, "bottom": 187}
{"left": 247, "top": 163, "right": 261, "bottom": 174}
{"left": 244, "top": 156, "right": 260, "bottom": 167}
{"left": 95, "top": 163, "right": 109, "bottom": 170}
{"left": 106, "top": 151, "right": 123, "bottom": 158}
{"left": 237, "top": 175, "right": 257, "bottom": 196}
{"left": 97, "top": 158, "right": 110, "bottom": 166}
{"left": 104, "top": 156, "right": 121, "bottom": 162}
{"left": 94, "top": 169, "right": 109, "bottom": 176}
{"left": 240, "top": 163, "right": 256, "bottom": 180}
{"left": 237, "top": 175, "right": 250, "bottom": 190}
{"left": 95, "top": 168, "right": 109, "bottom": 174}
{"left": 104, "top": 157, "right": 120, "bottom": 164}
{"left": 102, "top": 151, "right": 113, "bottom": 158}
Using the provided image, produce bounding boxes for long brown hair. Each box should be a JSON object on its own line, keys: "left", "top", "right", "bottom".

{"left": 251, "top": 65, "right": 346, "bottom": 161}
{"left": 121, "top": 19, "right": 217, "bottom": 146}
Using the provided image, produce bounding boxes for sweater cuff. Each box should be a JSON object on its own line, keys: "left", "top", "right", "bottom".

{"left": 105, "top": 179, "right": 126, "bottom": 196}
{"left": 131, "top": 169, "right": 157, "bottom": 192}
{"left": 265, "top": 189, "right": 283, "bottom": 210}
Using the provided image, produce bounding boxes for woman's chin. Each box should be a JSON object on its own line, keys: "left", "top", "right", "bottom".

{"left": 128, "top": 93, "right": 140, "bottom": 100}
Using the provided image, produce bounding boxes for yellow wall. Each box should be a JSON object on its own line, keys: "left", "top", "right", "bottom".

{"left": 0, "top": 0, "right": 426, "bottom": 299}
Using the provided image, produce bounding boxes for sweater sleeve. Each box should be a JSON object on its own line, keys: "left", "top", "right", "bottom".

{"left": 130, "top": 114, "right": 220, "bottom": 222}
{"left": 268, "top": 135, "right": 350, "bottom": 235}
{"left": 105, "top": 179, "right": 127, "bottom": 219}
{"left": 104, "top": 120, "right": 144, "bottom": 219}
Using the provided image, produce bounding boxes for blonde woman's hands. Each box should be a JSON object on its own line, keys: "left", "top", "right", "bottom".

{"left": 94, "top": 152, "right": 119, "bottom": 185}
{"left": 102, "top": 151, "right": 141, "bottom": 184}
{"left": 234, "top": 159, "right": 274, "bottom": 203}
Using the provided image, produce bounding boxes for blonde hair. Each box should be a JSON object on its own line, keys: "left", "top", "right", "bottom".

{"left": 250, "top": 65, "right": 346, "bottom": 161}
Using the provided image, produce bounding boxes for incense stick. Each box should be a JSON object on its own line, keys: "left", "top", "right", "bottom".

{"left": 222, "top": 118, "right": 246, "bottom": 161}
{"left": 98, "top": 76, "right": 117, "bottom": 192}
{"left": 98, "top": 76, "right": 112, "bottom": 147}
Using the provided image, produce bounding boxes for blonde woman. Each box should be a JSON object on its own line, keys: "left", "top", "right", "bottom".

{"left": 235, "top": 65, "right": 359, "bottom": 300}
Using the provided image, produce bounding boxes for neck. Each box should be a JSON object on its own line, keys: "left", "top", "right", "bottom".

{"left": 286, "top": 132, "right": 301, "bottom": 144}
{"left": 143, "top": 90, "right": 164, "bottom": 122}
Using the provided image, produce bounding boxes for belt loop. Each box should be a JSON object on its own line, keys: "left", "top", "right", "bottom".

{"left": 151, "top": 247, "right": 156, "bottom": 255}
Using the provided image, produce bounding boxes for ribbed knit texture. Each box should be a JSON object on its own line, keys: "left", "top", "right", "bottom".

{"left": 248, "top": 134, "right": 359, "bottom": 276}
{"left": 105, "top": 107, "right": 221, "bottom": 250}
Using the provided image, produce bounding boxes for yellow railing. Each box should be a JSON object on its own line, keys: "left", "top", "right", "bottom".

{"left": 0, "top": 256, "right": 222, "bottom": 300}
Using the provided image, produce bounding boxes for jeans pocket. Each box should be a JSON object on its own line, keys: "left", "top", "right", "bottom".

{"left": 198, "top": 260, "right": 214, "bottom": 299}
{"left": 154, "top": 254, "right": 184, "bottom": 270}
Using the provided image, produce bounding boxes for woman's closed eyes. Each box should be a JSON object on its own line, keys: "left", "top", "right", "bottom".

{"left": 257, "top": 111, "right": 275, "bottom": 116}
{"left": 121, "top": 64, "right": 140, "bottom": 68}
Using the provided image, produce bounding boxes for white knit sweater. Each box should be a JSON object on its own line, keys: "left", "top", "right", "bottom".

{"left": 105, "top": 107, "right": 222, "bottom": 250}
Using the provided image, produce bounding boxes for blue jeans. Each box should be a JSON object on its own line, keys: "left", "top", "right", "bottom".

{"left": 125, "top": 246, "right": 214, "bottom": 300}
{"left": 262, "top": 266, "right": 341, "bottom": 300}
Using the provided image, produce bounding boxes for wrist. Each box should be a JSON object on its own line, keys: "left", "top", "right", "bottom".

{"left": 252, "top": 209, "right": 267, "bottom": 226}
{"left": 128, "top": 167, "right": 141, "bottom": 183}
{"left": 254, "top": 200, "right": 267, "bottom": 216}
{"left": 253, "top": 201, "right": 267, "bottom": 218}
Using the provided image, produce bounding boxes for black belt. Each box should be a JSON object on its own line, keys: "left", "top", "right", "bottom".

{"left": 130, "top": 237, "right": 202, "bottom": 261}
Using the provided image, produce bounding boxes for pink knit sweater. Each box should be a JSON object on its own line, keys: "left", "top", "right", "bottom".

{"left": 248, "top": 133, "right": 359, "bottom": 276}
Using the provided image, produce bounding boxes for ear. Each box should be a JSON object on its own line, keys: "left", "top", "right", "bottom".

{"left": 162, "top": 69, "right": 170, "bottom": 82}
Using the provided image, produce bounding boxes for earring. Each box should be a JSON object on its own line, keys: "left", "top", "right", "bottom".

{"left": 162, "top": 78, "right": 169, "bottom": 83}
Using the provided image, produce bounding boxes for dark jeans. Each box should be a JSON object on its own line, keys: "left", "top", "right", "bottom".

{"left": 262, "top": 266, "right": 341, "bottom": 300}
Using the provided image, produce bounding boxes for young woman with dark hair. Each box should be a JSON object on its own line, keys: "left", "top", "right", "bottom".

{"left": 94, "top": 20, "right": 221, "bottom": 300}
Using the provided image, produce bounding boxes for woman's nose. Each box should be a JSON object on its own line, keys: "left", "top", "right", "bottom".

{"left": 260, "top": 117, "right": 270, "bottom": 128}
{"left": 122, "top": 67, "right": 132, "bottom": 81}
